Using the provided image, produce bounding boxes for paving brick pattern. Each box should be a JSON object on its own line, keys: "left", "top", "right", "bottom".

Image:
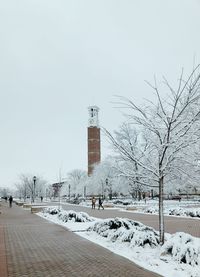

{"left": 0, "top": 203, "right": 161, "bottom": 277}
{"left": 0, "top": 225, "right": 8, "bottom": 277}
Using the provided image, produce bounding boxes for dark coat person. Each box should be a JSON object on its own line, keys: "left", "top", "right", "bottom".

{"left": 9, "top": 196, "right": 13, "bottom": 208}
{"left": 98, "top": 197, "right": 104, "bottom": 210}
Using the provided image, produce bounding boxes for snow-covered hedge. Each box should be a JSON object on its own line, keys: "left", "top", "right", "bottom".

{"left": 88, "top": 217, "right": 159, "bottom": 247}
{"left": 143, "top": 207, "right": 158, "bottom": 214}
{"left": 113, "top": 200, "right": 132, "bottom": 206}
{"left": 43, "top": 207, "right": 60, "bottom": 215}
{"left": 161, "top": 232, "right": 200, "bottom": 266}
{"left": 168, "top": 208, "right": 200, "bottom": 218}
{"left": 57, "top": 210, "right": 93, "bottom": 222}
{"left": 144, "top": 207, "right": 200, "bottom": 218}
{"left": 43, "top": 207, "right": 94, "bottom": 222}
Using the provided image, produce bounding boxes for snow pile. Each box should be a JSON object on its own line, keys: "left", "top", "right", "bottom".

{"left": 43, "top": 207, "right": 94, "bottom": 223}
{"left": 88, "top": 217, "right": 159, "bottom": 247}
{"left": 161, "top": 232, "right": 200, "bottom": 266}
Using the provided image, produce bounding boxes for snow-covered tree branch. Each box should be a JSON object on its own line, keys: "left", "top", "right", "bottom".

{"left": 105, "top": 65, "right": 200, "bottom": 244}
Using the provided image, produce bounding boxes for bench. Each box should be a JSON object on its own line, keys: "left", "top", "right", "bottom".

{"left": 31, "top": 206, "right": 47, "bottom": 213}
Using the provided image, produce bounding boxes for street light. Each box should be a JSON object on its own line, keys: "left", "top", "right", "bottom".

{"left": 105, "top": 178, "right": 108, "bottom": 200}
{"left": 106, "top": 178, "right": 112, "bottom": 200}
{"left": 33, "top": 176, "right": 37, "bottom": 203}
{"left": 46, "top": 188, "right": 48, "bottom": 201}
{"left": 84, "top": 186, "right": 86, "bottom": 199}
{"left": 68, "top": 184, "right": 71, "bottom": 200}
{"left": 102, "top": 183, "right": 104, "bottom": 199}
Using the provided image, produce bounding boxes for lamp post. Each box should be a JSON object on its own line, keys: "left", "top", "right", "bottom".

{"left": 58, "top": 184, "right": 61, "bottom": 210}
{"left": 84, "top": 186, "right": 86, "bottom": 199}
{"left": 33, "top": 176, "right": 37, "bottom": 203}
{"left": 46, "top": 188, "right": 48, "bottom": 201}
{"left": 151, "top": 189, "right": 154, "bottom": 199}
{"left": 68, "top": 184, "right": 71, "bottom": 200}
{"left": 105, "top": 178, "right": 108, "bottom": 200}
{"left": 102, "top": 183, "right": 104, "bottom": 199}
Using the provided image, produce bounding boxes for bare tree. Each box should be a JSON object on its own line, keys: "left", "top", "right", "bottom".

{"left": 107, "top": 123, "right": 157, "bottom": 197}
{"left": 16, "top": 174, "right": 33, "bottom": 202}
{"left": 86, "top": 159, "right": 119, "bottom": 198}
{"left": 105, "top": 65, "right": 200, "bottom": 244}
{"left": 0, "top": 187, "right": 11, "bottom": 198}
{"left": 16, "top": 174, "right": 47, "bottom": 203}
{"left": 67, "top": 169, "right": 87, "bottom": 197}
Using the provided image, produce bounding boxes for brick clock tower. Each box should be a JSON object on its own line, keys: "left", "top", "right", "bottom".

{"left": 88, "top": 106, "right": 101, "bottom": 176}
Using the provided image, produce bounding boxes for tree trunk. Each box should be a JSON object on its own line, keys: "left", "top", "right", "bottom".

{"left": 138, "top": 190, "right": 141, "bottom": 201}
{"left": 159, "top": 176, "right": 164, "bottom": 244}
{"left": 151, "top": 189, "right": 154, "bottom": 199}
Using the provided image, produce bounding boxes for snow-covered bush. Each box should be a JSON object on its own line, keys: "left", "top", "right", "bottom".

{"left": 88, "top": 217, "right": 159, "bottom": 247}
{"left": 43, "top": 207, "right": 94, "bottom": 223}
{"left": 161, "top": 232, "right": 200, "bottom": 266}
{"left": 143, "top": 206, "right": 200, "bottom": 218}
{"left": 143, "top": 207, "right": 158, "bottom": 214}
{"left": 185, "top": 209, "right": 200, "bottom": 218}
{"left": 168, "top": 208, "right": 185, "bottom": 216}
{"left": 112, "top": 199, "right": 134, "bottom": 206}
{"left": 43, "top": 207, "right": 60, "bottom": 215}
{"left": 57, "top": 210, "right": 93, "bottom": 222}
{"left": 167, "top": 207, "right": 200, "bottom": 218}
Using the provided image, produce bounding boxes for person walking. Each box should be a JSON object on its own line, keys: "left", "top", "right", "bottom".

{"left": 98, "top": 197, "right": 104, "bottom": 210}
{"left": 91, "top": 196, "right": 96, "bottom": 209}
{"left": 9, "top": 195, "right": 13, "bottom": 208}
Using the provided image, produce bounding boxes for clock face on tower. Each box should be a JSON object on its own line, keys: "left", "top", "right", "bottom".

{"left": 88, "top": 106, "right": 99, "bottom": 127}
{"left": 89, "top": 118, "right": 95, "bottom": 125}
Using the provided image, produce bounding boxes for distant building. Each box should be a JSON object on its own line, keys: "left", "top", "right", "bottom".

{"left": 87, "top": 106, "right": 101, "bottom": 176}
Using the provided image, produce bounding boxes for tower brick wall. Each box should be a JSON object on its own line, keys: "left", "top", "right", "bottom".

{"left": 88, "top": 127, "right": 101, "bottom": 176}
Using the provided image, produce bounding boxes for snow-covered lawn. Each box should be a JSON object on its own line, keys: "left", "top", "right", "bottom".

{"left": 37, "top": 207, "right": 200, "bottom": 277}
{"left": 78, "top": 198, "right": 200, "bottom": 219}
{"left": 141, "top": 206, "right": 200, "bottom": 219}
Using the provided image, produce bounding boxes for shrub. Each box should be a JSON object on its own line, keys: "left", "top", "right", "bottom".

{"left": 88, "top": 217, "right": 159, "bottom": 247}
{"left": 161, "top": 232, "right": 200, "bottom": 266}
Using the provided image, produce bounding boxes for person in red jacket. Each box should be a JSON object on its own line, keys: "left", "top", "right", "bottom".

{"left": 91, "top": 196, "right": 96, "bottom": 209}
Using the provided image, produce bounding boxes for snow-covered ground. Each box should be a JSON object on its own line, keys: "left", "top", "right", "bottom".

{"left": 78, "top": 198, "right": 200, "bottom": 219}
{"left": 37, "top": 207, "right": 200, "bottom": 277}
{"left": 141, "top": 206, "right": 200, "bottom": 218}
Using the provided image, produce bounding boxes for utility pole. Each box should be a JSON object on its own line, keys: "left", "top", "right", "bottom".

{"left": 68, "top": 184, "right": 71, "bottom": 200}
{"left": 33, "top": 176, "right": 37, "bottom": 203}
{"left": 84, "top": 186, "right": 86, "bottom": 199}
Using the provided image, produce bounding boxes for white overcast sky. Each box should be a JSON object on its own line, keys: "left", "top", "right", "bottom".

{"left": 0, "top": 0, "right": 200, "bottom": 188}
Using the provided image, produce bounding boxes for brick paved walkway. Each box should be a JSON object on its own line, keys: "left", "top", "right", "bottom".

{"left": 0, "top": 202, "right": 161, "bottom": 277}
{"left": 0, "top": 224, "right": 8, "bottom": 276}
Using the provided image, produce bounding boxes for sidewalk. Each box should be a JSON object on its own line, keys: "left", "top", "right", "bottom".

{"left": 0, "top": 202, "right": 161, "bottom": 277}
